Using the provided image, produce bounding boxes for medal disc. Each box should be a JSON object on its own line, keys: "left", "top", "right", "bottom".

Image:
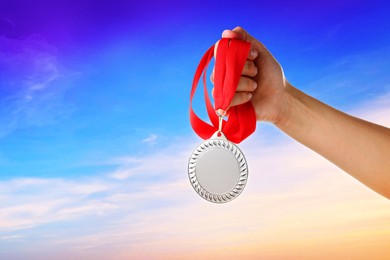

{"left": 188, "top": 132, "right": 248, "bottom": 203}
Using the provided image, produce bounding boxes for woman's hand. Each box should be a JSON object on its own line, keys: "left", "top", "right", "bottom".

{"left": 212, "top": 26, "right": 291, "bottom": 123}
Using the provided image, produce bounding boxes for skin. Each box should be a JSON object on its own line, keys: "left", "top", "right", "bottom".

{"left": 212, "top": 26, "right": 390, "bottom": 199}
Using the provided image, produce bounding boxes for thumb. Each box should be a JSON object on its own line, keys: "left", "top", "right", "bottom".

{"left": 222, "top": 26, "right": 251, "bottom": 42}
{"left": 223, "top": 26, "right": 268, "bottom": 56}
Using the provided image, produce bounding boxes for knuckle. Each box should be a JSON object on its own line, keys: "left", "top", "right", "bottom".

{"left": 245, "top": 61, "right": 257, "bottom": 76}
{"left": 240, "top": 92, "right": 249, "bottom": 102}
{"left": 249, "top": 79, "right": 257, "bottom": 90}
{"left": 231, "top": 92, "right": 251, "bottom": 107}
{"left": 245, "top": 77, "right": 255, "bottom": 90}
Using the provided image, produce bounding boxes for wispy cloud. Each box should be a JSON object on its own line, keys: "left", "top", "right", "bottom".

{"left": 0, "top": 34, "right": 76, "bottom": 138}
{"left": 301, "top": 46, "right": 390, "bottom": 106}
{"left": 351, "top": 89, "right": 390, "bottom": 126}
{"left": 141, "top": 134, "right": 158, "bottom": 146}
{"left": 0, "top": 177, "right": 114, "bottom": 231}
{"left": 0, "top": 93, "right": 389, "bottom": 259}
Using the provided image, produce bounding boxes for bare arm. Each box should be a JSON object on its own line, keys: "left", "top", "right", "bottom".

{"left": 218, "top": 26, "right": 390, "bottom": 199}
{"left": 278, "top": 83, "right": 390, "bottom": 199}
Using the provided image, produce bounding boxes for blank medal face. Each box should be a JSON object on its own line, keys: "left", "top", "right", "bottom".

{"left": 196, "top": 147, "right": 239, "bottom": 194}
{"left": 188, "top": 137, "right": 248, "bottom": 203}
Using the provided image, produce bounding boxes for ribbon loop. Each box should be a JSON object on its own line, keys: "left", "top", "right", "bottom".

{"left": 189, "top": 38, "right": 256, "bottom": 144}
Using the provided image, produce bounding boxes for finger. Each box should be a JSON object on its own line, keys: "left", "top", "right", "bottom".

{"left": 212, "top": 56, "right": 257, "bottom": 84}
{"left": 230, "top": 26, "right": 257, "bottom": 46}
{"left": 236, "top": 77, "right": 257, "bottom": 92}
{"left": 222, "top": 28, "right": 246, "bottom": 41}
{"left": 242, "top": 60, "right": 258, "bottom": 77}
{"left": 229, "top": 92, "right": 253, "bottom": 107}
{"left": 223, "top": 26, "right": 269, "bottom": 57}
{"left": 248, "top": 48, "right": 258, "bottom": 60}
{"left": 222, "top": 28, "right": 258, "bottom": 60}
{"left": 214, "top": 39, "right": 257, "bottom": 60}
{"left": 212, "top": 75, "right": 257, "bottom": 97}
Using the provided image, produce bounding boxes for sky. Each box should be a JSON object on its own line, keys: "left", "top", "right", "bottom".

{"left": 0, "top": 0, "right": 390, "bottom": 259}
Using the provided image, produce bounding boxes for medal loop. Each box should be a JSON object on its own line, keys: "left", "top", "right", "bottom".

{"left": 218, "top": 115, "right": 223, "bottom": 134}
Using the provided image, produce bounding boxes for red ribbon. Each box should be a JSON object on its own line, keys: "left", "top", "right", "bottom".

{"left": 189, "top": 38, "right": 256, "bottom": 144}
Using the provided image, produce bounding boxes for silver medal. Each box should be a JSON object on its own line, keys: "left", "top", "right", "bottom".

{"left": 188, "top": 130, "right": 248, "bottom": 203}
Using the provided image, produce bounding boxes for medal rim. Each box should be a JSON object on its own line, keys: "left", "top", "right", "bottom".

{"left": 188, "top": 135, "right": 248, "bottom": 203}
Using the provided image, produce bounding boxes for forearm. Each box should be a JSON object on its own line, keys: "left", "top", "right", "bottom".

{"left": 276, "top": 83, "right": 390, "bottom": 199}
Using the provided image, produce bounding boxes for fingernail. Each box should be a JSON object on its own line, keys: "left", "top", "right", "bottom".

{"left": 253, "top": 82, "right": 258, "bottom": 90}
{"left": 250, "top": 49, "right": 258, "bottom": 58}
{"left": 247, "top": 93, "right": 253, "bottom": 99}
{"left": 221, "top": 29, "right": 230, "bottom": 37}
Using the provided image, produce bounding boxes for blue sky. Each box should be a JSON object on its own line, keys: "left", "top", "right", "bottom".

{"left": 1, "top": 1, "right": 390, "bottom": 259}
{"left": 0, "top": 0, "right": 389, "bottom": 177}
